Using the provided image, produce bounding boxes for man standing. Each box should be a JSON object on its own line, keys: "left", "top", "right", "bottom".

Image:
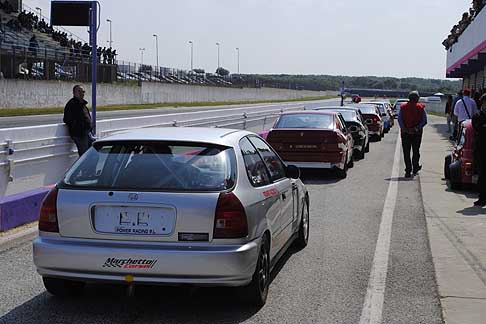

{"left": 472, "top": 94, "right": 486, "bottom": 207}
{"left": 454, "top": 88, "right": 478, "bottom": 125}
{"left": 398, "top": 91, "right": 428, "bottom": 178}
{"left": 63, "top": 85, "right": 93, "bottom": 156}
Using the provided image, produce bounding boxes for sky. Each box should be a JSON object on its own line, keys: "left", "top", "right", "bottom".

{"left": 25, "top": 0, "right": 471, "bottom": 79}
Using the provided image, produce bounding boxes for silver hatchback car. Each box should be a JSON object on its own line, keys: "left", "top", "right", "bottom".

{"left": 33, "top": 127, "right": 309, "bottom": 306}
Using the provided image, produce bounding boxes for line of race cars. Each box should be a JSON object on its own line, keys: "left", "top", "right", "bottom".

{"left": 33, "top": 99, "right": 397, "bottom": 307}
{"left": 262, "top": 100, "right": 397, "bottom": 178}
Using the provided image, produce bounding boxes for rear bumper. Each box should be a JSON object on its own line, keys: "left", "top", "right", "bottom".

{"left": 286, "top": 161, "right": 345, "bottom": 169}
{"left": 33, "top": 236, "right": 260, "bottom": 287}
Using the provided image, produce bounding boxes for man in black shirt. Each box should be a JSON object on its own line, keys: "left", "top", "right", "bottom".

{"left": 63, "top": 85, "right": 93, "bottom": 156}
{"left": 472, "top": 93, "right": 486, "bottom": 206}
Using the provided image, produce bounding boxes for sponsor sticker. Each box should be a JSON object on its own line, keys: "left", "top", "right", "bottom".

{"left": 263, "top": 188, "right": 279, "bottom": 198}
{"left": 102, "top": 258, "right": 158, "bottom": 269}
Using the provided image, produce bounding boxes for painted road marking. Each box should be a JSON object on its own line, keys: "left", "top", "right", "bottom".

{"left": 359, "top": 135, "right": 401, "bottom": 324}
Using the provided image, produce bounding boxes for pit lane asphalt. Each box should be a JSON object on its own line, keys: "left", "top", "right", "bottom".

{"left": 0, "top": 126, "right": 443, "bottom": 324}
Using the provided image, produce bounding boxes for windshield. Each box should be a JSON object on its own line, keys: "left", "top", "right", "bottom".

{"left": 275, "top": 114, "right": 334, "bottom": 129}
{"left": 62, "top": 141, "right": 237, "bottom": 191}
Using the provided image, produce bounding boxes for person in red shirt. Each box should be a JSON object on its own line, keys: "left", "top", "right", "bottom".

{"left": 397, "top": 91, "right": 428, "bottom": 178}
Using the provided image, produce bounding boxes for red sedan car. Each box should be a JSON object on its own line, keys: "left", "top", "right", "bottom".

{"left": 444, "top": 120, "right": 477, "bottom": 189}
{"left": 354, "top": 104, "right": 384, "bottom": 140}
{"left": 266, "top": 111, "right": 354, "bottom": 178}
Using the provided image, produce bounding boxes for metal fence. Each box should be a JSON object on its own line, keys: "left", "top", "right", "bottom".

{"left": 0, "top": 104, "right": 305, "bottom": 198}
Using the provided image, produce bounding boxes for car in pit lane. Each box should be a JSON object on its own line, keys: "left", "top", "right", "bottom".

{"left": 352, "top": 104, "right": 384, "bottom": 141}
{"left": 364, "top": 102, "right": 393, "bottom": 133}
{"left": 266, "top": 111, "right": 354, "bottom": 178}
{"left": 393, "top": 99, "right": 409, "bottom": 116}
{"left": 444, "top": 120, "right": 477, "bottom": 189}
{"left": 33, "top": 127, "right": 310, "bottom": 307}
{"left": 313, "top": 106, "right": 369, "bottom": 159}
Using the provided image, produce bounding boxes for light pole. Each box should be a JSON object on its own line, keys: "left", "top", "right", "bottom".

{"left": 236, "top": 47, "right": 240, "bottom": 74}
{"left": 188, "top": 41, "right": 194, "bottom": 71}
{"left": 106, "top": 19, "right": 112, "bottom": 48}
{"left": 139, "top": 47, "right": 145, "bottom": 68}
{"left": 216, "top": 42, "right": 221, "bottom": 69}
{"left": 35, "top": 7, "right": 42, "bottom": 18}
{"left": 153, "top": 34, "right": 159, "bottom": 75}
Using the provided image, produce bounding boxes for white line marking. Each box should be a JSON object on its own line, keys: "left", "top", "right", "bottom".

{"left": 359, "top": 135, "right": 401, "bottom": 324}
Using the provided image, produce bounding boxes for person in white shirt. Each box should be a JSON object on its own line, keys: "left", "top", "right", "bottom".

{"left": 454, "top": 88, "right": 478, "bottom": 123}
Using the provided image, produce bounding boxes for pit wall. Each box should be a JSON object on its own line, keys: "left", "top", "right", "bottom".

{"left": 0, "top": 79, "right": 334, "bottom": 108}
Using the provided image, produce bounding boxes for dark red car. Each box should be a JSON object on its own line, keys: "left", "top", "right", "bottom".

{"left": 444, "top": 120, "right": 477, "bottom": 189}
{"left": 266, "top": 111, "right": 354, "bottom": 178}
{"left": 354, "top": 104, "right": 384, "bottom": 140}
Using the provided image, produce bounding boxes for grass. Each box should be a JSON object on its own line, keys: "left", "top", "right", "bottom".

{"left": 0, "top": 95, "right": 336, "bottom": 118}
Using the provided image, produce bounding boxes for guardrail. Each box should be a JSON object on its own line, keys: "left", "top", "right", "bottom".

{"left": 0, "top": 104, "right": 304, "bottom": 198}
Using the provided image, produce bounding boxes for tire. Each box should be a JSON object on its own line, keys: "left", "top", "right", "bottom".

{"left": 241, "top": 235, "right": 270, "bottom": 307}
{"left": 348, "top": 156, "right": 354, "bottom": 168}
{"left": 43, "top": 277, "right": 85, "bottom": 297}
{"left": 355, "top": 149, "right": 365, "bottom": 160}
{"left": 337, "top": 163, "right": 348, "bottom": 179}
{"left": 381, "top": 130, "right": 385, "bottom": 138}
{"left": 449, "top": 179, "right": 461, "bottom": 190}
{"left": 294, "top": 199, "right": 309, "bottom": 249}
{"left": 364, "top": 141, "right": 370, "bottom": 153}
{"left": 444, "top": 155, "right": 451, "bottom": 180}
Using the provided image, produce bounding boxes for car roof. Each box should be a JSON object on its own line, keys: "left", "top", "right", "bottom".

{"left": 281, "top": 110, "right": 338, "bottom": 115}
{"left": 96, "top": 127, "right": 252, "bottom": 146}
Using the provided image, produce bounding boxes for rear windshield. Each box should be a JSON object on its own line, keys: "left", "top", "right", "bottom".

{"left": 358, "top": 106, "right": 378, "bottom": 114}
{"left": 62, "top": 141, "right": 237, "bottom": 192}
{"left": 275, "top": 114, "right": 334, "bottom": 129}
{"left": 335, "top": 111, "right": 356, "bottom": 120}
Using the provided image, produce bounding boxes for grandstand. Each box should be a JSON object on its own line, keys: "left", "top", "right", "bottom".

{"left": 0, "top": 1, "right": 118, "bottom": 82}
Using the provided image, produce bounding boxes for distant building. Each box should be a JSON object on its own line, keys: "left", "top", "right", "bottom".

{"left": 445, "top": 5, "right": 486, "bottom": 90}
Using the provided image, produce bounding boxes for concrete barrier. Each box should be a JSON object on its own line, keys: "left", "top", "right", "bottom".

{"left": 0, "top": 79, "right": 334, "bottom": 108}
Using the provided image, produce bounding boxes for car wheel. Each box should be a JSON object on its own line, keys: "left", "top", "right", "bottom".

{"left": 337, "top": 163, "right": 348, "bottom": 179}
{"left": 294, "top": 199, "right": 309, "bottom": 249}
{"left": 444, "top": 155, "right": 451, "bottom": 180}
{"left": 355, "top": 149, "right": 365, "bottom": 160}
{"left": 364, "top": 141, "right": 370, "bottom": 153}
{"left": 242, "top": 235, "right": 270, "bottom": 307}
{"left": 43, "top": 277, "right": 85, "bottom": 297}
{"left": 348, "top": 156, "right": 354, "bottom": 168}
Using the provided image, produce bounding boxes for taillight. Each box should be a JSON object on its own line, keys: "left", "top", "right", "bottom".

{"left": 465, "top": 162, "right": 473, "bottom": 176}
{"left": 373, "top": 116, "right": 379, "bottom": 124}
{"left": 213, "top": 192, "right": 248, "bottom": 239}
{"left": 38, "top": 187, "right": 59, "bottom": 233}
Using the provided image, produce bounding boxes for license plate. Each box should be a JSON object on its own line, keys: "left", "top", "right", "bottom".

{"left": 472, "top": 175, "right": 479, "bottom": 184}
{"left": 294, "top": 145, "right": 318, "bottom": 149}
{"left": 94, "top": 206, "right": 176, "bottom": 235}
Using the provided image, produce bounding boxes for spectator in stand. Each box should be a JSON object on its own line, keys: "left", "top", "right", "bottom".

{"left": 398, "top": 91, "right": 428, "bottom": 178}
{"left": 63, "top": 85, "right": 94, "bottom": 156}
{"left": 472, "top": 93, "right": 486, "bottom": 206}
{"left": 445, "top": 95, "right": 454, "bottom": 134}
{"left": 29, "top": 34, "right": 38, "bottom": 56}
{"left": 102, "top": 47, "right": 107, "bottom": 64}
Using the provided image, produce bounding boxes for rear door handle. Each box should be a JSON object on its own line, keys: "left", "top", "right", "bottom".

{"left": 281, "top": 193, "right": 287, "bottom": 201}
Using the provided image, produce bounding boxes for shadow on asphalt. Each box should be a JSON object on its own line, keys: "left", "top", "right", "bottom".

{"left": 456, "top": 206, "right": 486, "bottom": 216}
{"left": 299, "top": 169, "right": 343, "bottom": 185}
{"left": 385, "top": 177, "right": 416, "bottom": 182}
{"left": 431, "top": 123, "right": 454, "bottom": 142}
{"left": 0, "top": 246, "right": 303, "bottom": 324}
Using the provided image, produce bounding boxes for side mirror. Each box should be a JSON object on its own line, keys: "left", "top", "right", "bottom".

{"left": 381, "top": 113, "right": 387, "bottom": 117}
{"left": 349, "top": 126, "right": 358, "bottom": 132}
{"left": 286, "top": 165, "right": 300, "bottom": 179}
